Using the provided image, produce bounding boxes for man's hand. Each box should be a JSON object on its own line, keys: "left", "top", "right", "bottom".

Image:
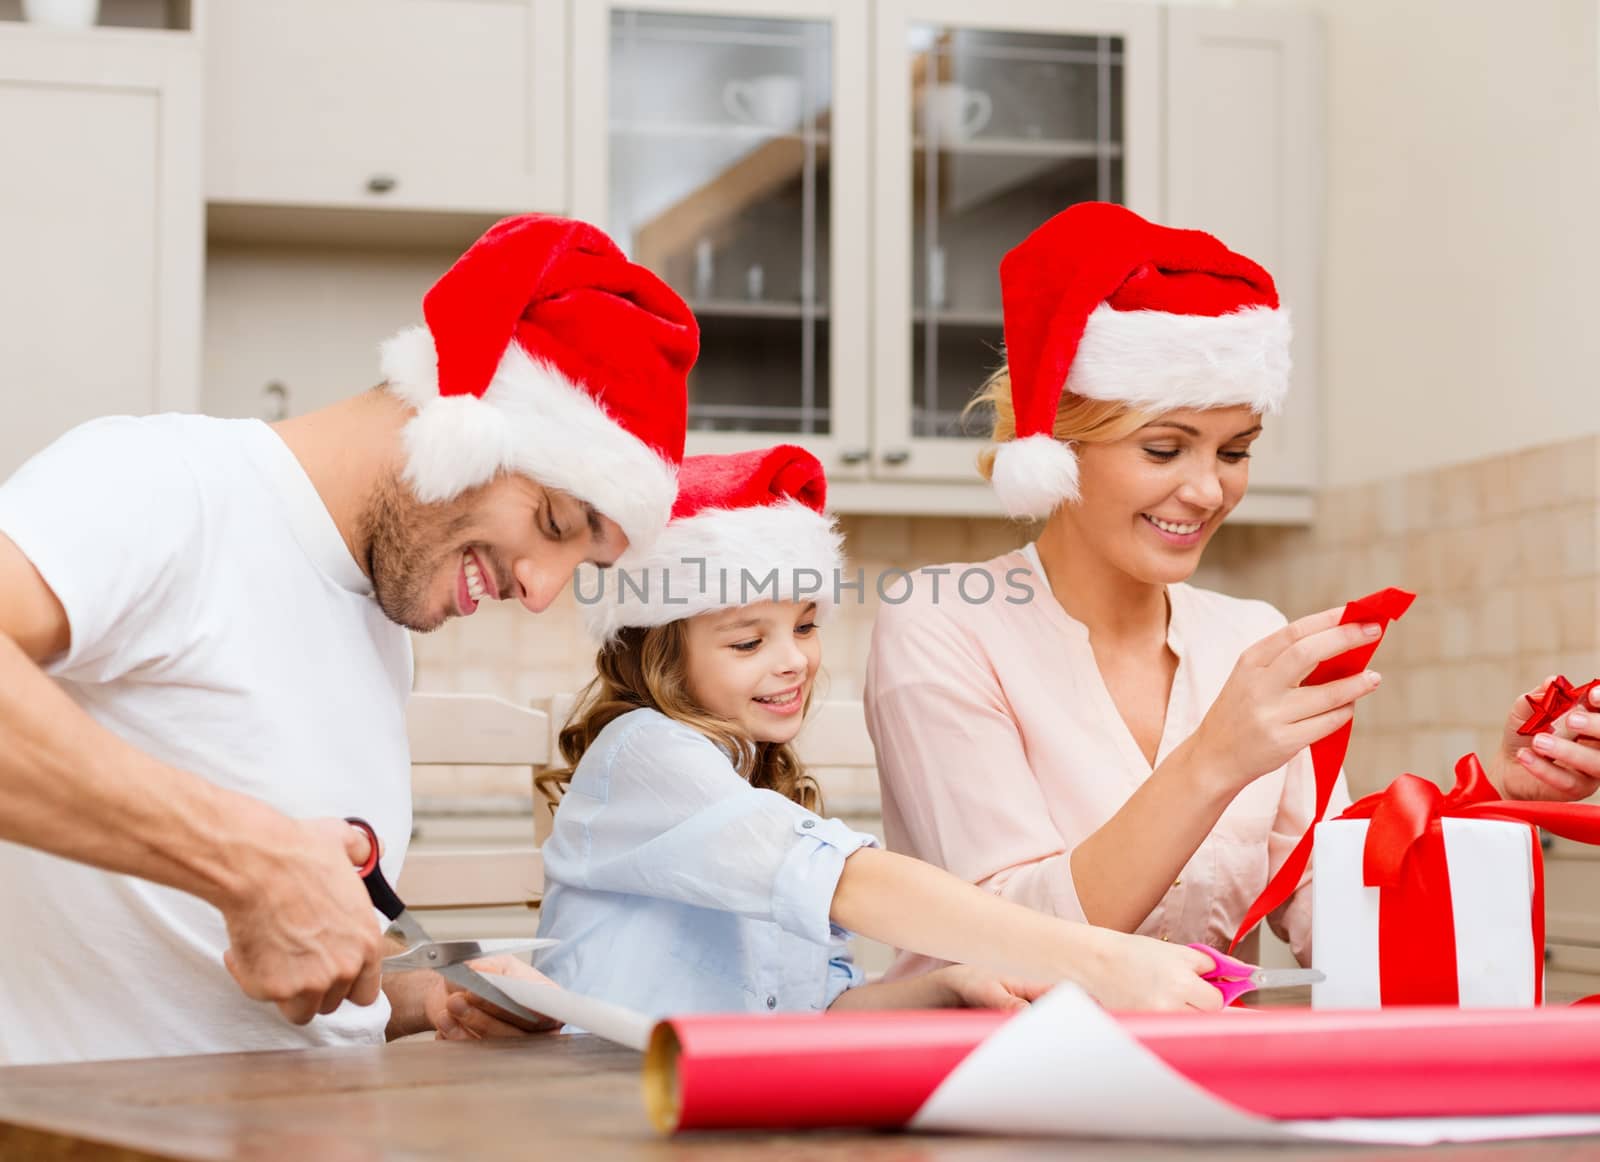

{"left": 427, "top": 957, "right": 562, "bottom": 1040}
{"left": 219, "top": 814, "right": 386, "bottom": 1025}
{"left": 1495, "top": 678, "right": 1600, "bottom": 803}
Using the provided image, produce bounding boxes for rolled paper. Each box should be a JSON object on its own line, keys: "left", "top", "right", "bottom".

{"left": 645, "top": 1004, "right": 1600, "bottom": 1133}
{"left": 645, "top": 1009, "right": 1005, "bottom": 1132}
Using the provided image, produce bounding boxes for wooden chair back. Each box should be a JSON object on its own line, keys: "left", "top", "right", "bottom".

{"left": 398, "top": 692, "right": 549, "bottom": 910}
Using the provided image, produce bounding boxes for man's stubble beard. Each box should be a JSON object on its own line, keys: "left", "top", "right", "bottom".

{"left": 359, "top": 476, "right": 473, "bottom": 634}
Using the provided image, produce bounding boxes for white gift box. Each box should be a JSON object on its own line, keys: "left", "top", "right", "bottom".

{"left": 1311, "top": 817, "right": 1540, "bottom": 1009}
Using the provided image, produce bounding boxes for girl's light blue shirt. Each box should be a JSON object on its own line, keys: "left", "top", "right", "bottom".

{"left": 535, "top": 707, "right": 876, "bottom": 1018}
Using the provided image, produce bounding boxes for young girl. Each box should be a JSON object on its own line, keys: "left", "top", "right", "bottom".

{"left": 530, "top": 443, "right": 1222, "bottom": 1019}
{"left": 864, "top": 201, "right": 1596, "bottom": 980}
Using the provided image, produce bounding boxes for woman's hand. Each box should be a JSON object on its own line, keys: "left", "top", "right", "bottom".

{"left": 1189, "top": 606, "right": 1385, "bottom": 795}
{"left": 1493, "top": 679, "right": 1600, "bottom": 803}
{"left": 1075, "top": 931, "right": 1223, "bottom": 1012}
{"left": 426, "top": 956, "right": 561, "bottom": 1040}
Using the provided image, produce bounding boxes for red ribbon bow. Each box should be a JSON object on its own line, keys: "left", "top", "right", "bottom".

{"left": 1336, "top": 754, "right": 1600, "bottom": 1005}
{"left": 1517, "top": 675, "right": 1600, "bottom": 737}
{"left": 1228, "top": 587, "right": 1416, "bottom": 951}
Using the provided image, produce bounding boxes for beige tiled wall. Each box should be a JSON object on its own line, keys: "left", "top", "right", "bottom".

{"left": 1202, "top": 436, "right": 1600, "bottom": 797}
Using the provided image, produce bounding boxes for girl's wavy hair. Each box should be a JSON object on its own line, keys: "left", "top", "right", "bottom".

{"left": 536, "top": 619, "right": 822, "bottom": 812}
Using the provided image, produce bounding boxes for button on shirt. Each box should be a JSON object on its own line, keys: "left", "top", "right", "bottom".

{"left": 865, "top": 543, "right": 1348, "bottom": 979}
{"left": 536, "top": 708, "right": 877, "bottom": 1019}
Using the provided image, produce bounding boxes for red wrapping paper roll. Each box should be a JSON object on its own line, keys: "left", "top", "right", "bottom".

{"left": 645, "top": 1006, "right": 1600, "bottom": 1132}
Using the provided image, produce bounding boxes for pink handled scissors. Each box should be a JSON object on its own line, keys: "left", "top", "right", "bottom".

{"left": 1188, "top": 944, "right": 1324, "bottom": 1004}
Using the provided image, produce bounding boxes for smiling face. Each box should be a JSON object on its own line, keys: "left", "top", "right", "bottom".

{"left": 681, "top": 600, "right": 821, "bottom": 746}
{"left": 1066, "top": 405, "right": 1261, "bottom": 585}
{"left": 360, "top": 471, "right": 628, "bottom": 633}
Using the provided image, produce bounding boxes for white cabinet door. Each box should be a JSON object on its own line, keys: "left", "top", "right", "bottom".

{"left": 205, "top": 0, "right": 565, "bottom": 214}
{"left": 0, "top": 27, "right": 201, "bottom": 481}
{"left": 871, "top": 0, "right": 1164, "bottom": 484}
{"left": 1167, "top": 6, "right": 1322, "bottom": 495}
{"left": 570, "top": 0, "right": 871, "bottom": 479}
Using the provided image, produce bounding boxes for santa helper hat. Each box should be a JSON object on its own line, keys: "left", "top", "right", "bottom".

{"left": 381, "top": 214, "right": 698, "bottom": 552}
{"left": 992, "top": 202, "right": 1291, "bottom": 518}
{"left": 583, "top": 444, "right": 843, "bottom": 642}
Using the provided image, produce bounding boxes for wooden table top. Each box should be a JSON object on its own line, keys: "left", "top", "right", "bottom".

{"left": 3, "top": 1030, "right": 1599, "bottom": 1162}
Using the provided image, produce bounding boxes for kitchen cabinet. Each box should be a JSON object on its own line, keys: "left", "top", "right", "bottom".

{"left": 571, "top": 0, "right": 872, "bottom": 476}
{"left": 571, "top": 0, "right": 1321, "bottom": 518}
{"left": 0, "top": 21, "right": 201, "bottom": 479}
{"left": 871, "top": 0, "right": 1161, "bottom": 487}
{"left": 205, "top": 0, "right": 566, "bottom": 216}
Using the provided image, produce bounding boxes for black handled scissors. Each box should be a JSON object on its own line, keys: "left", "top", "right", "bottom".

{"left": 346, "top": 817, "right": 555, "bottom": 1029}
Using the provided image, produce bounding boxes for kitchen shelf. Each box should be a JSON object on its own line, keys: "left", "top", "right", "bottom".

{"left": 912, "top": 136, "right": 1118, "bottom": 159}
{"left": 612, "top": 120, "right": 830, "bottom": 145}
{"left": 689, "top": 298, "right": 828, "bottom": 320}
{"left": 911, "top": 308, "right": 1002, "bottom": 326}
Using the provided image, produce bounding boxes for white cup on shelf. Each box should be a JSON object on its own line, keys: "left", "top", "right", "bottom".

{"left": 722, "top": 75, "right": 804, "bottom": 131}
{"left": 22, "top": 0, "right": 100, "bottom": 26}
{"left": 921, "top": 82, "right": 993, "bottom": 143}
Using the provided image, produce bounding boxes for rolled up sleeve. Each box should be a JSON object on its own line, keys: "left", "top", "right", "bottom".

{"left": 824, "top": 926, "right": 866, "bottom": 1007}
{"left": 547, "top": 712, "right": 877, "bottom": 946}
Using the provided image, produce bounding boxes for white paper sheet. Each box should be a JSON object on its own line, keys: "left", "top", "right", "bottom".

{"left": 491, "top": 976, "right": 654, "bottom": 1051}
{"left": 911, "top": 985, "right": 1600, "bottom": 1145}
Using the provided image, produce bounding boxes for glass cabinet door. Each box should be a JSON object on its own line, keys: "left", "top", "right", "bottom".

{"left": 573, "top": 3, "right": 869, "bottom": 470}
{"left": 874, "top": 1, "right": 1160, "bottom": 482}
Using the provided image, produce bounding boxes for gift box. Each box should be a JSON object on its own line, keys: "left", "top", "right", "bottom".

{"left": 1307, "top": 753, "right": 1600, "bottom": 1007}
{"left": 1311, "top": 814, "right": 1539, "bottom": 1008}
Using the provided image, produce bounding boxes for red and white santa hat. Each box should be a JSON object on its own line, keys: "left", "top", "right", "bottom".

{"left": 583, "top": 444, "right": 843, "bottom": 642}
{"left": 991, "top": 202, "right": 1290, "bottom": 518}
{"left": 381, "top": 214, "right": 698, "bottom": 553}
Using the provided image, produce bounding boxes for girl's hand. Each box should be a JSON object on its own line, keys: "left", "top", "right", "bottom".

{"left": 1077, "top": 931, "right": 1224, "bottom": 1012}
{"left": 427, "top": 956, "right": 561, "bottom": 1040}
{"left": 1494, "top": 679, "right": 1600, "bottom": 803}
{"left": 931, "top": 965, "right": 1050, "bottom": 1011}
{"left": 1190, "top": 606, "right": 1384, "bottom": 795}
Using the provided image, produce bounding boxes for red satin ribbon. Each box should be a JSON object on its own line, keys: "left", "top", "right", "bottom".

{"left": 1517, "top": 675, "right": 1600, "bottom": 737}
{"left": 1336, "top": 753, "right": 1600, "bottom": 1005}
{"left": 1228, "top": 587, "right": 1416, "bottom": 952}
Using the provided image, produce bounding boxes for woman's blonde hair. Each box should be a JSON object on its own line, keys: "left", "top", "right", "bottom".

{"left": 966, "top": 359, "right": 1154, "bottom": 483}
{"left": 536, "top": 620, "right": 822, "bottom": 812}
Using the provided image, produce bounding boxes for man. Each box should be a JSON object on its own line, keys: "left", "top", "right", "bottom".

{"left": 0, "top": 215, "right": 696, "bottom": 1064}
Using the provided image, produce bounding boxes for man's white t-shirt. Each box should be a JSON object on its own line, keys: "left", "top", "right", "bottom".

{"left": 0, "top": 415, "right": 414, "bottom": 1065}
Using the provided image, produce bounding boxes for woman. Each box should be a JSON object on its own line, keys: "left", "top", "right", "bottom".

{"left": 864, "top": 203, "right": 1595, "bottom": 978}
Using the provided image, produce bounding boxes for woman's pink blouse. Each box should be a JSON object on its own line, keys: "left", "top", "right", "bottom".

{"left": 863, "top": 544, "right": 1347, "bottom": 976}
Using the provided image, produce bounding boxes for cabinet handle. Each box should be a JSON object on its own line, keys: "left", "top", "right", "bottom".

{"left": 366, "top": 174, "right": 398, "bottom": 194}
{"left": 839, "top": 448, "right": 869, "bottom": 464}
{"left": 881, "top": 449, "right": 911, "bottom": 465}
{"left": 261, "top": 380, "right": 289, "bottom": 422}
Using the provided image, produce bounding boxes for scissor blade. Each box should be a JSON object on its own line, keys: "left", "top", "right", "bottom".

{"left": 1249, "top": 968, "right": 1325, "bottom": 989}
{"left": 436, "top": 962, "right": 559, "bottom": 1030}
{"left": 383, "top": 937, "right": 558, "bottom": 973}
{"left": 383, "top": 908, "right": 432, "bottom": 950}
